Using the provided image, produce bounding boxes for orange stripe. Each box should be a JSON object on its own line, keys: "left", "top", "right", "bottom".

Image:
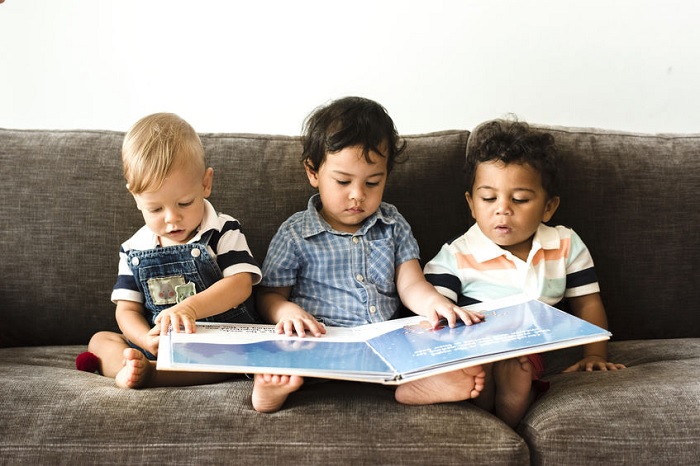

{"left": 531, "top": 237, "right": 570, "bottom": 266}
{"left": 455, "top": 252, "right": 517, "bottom": 271}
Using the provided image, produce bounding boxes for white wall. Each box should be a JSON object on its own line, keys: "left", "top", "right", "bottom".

{"left": 1, "top": 0, "right": 698, "bottom": 135}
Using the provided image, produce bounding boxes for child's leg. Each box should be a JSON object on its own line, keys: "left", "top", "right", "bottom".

{"left": 251, "top": 374, "right": 305, "bottom": 413}
{"left": 394, "top": 365, "right": 485, "bottom": 405}
{"left": 492, "top": 356, "right": 535, "bottom": 428}
{"left": 115, "top": 348, "right": 235, "bottom": 388}
{"left": 87, "top": 331, "right": 132, "bottom": 378}
{"left": 88, "top": 331, "right": 232, "bottom": 388}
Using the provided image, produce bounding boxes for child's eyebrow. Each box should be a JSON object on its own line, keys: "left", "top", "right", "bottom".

{"left": 332, "top": 170, "right": 386, "bottom": 178}
{"left": 476, "top": 185, "right": 537, "bottom": 193}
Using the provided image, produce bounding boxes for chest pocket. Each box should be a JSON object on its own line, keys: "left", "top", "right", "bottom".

{"left": 128, "top": 243, "right": 222, "bottom": 320}
{"left": 366, "top": 237, "right": 396, "bottom": 292}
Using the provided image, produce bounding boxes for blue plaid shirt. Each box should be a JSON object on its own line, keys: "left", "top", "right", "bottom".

{"left": 261, "top": 194, "right": 420, "bottom": 327}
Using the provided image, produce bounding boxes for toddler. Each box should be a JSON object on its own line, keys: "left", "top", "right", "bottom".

{"left": 86, "top": 113, "right": 262, "bottom": 388}
{"left": 252, "top": 97, "right": 486, "bottom": 413}
{"left": 424, "top": 118, "right": 625, "bottom": 427}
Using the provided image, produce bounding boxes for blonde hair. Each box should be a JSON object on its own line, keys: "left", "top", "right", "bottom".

{"left": 122, "top": 113, "right": 205, "bottom": 194}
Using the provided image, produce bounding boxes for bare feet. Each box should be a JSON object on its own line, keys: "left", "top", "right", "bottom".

{"left": 252, "top": 374, "right": 304, "bottom": 413}
{"left": 394, "top": 365, "right": 486, "bottom": 405}
{"left": 115, "top": 348, "right": 154, "bottom": 389}
{"left": 493, "top": 356, "right": 534, "bottom": 428}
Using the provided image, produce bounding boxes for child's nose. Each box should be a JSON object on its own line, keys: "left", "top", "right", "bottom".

{"left": 164, "top": 208, "right": 181, "bottom": 223}
{"left": 496, "top": 199, "right": 513, "bottom": 216}
{"left": 350, "top": 185, "right": 365, "bottom": 201}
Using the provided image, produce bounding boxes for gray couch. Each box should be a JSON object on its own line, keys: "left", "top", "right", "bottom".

{"left": 1, "top": 123, "right": 699, "bottom": 465}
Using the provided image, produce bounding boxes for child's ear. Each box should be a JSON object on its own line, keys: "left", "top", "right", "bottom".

{"left": 304, "top": 161, "right": 320, "bottom": 188}
{"left": 131, "top": 192, "right": 143, "bottom": 211}
{"left": 465, "top": 192, "right": 476, "bottom": 219}
{"left": 542, "top": 196, "right": 560, "bottom": 222}
{"left": 202, "top": 167, "right": 214, "bottom": 198}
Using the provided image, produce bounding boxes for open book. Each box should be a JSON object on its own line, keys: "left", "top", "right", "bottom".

{"left": 157, "top": 295, "right": 610, "bottom": 385}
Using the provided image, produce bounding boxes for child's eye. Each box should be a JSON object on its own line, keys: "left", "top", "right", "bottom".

{"left": 335, "top": 180, "right": 350, "bottom": 186}
{"left": 513, "top": 198, "right": 529, "bottom": 204}
{"left": 481, "top": 197, "right": 496, "bottom": 202}
{"left": 148, "top": 207, "right": 163, "bottom": 213}
{"left": 179, "top": 201, "right": 194, "bottom": 208}
{"left": 366, "top": 182, "right": 380, "bottom": 187}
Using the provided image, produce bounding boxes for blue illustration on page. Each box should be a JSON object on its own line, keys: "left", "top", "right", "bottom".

{"left": 367, "top": 300, "right": 607, "bottom": 375}
{"left": 170, "top": 338, "right": 392, "bottom": 375}
{"left": 165, "top": 298, "right": 609, "bottom": 380}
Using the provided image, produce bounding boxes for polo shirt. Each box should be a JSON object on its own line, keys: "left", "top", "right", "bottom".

{"left": 112, "top": 200, "right": 261, "bottom": 304}
{"left": 424, "top": 223, "right": 599, "bottom": 306}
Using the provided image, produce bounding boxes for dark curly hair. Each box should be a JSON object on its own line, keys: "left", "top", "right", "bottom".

{"left": 301, "top": 96, "right": 406, "bottom": 173}
{"left": 465, "top": 118, "right": 561, "bottom": 199}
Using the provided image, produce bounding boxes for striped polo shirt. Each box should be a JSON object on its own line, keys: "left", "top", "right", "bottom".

{"left": 111, "top": 200, "right": 262, "bottom": 305}
{"left": 424, "top": 223, "right": 599, "bottom": 306}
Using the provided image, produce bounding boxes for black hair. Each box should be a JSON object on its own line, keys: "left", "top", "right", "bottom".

{"left": 465, "top": 118, "right": 561, "bottom": 198}
{"left": 301, "top": 96, "right": 406, "bottom": 173}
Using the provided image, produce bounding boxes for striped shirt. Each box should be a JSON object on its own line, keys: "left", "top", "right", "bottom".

{"left": 111, "top": 200, "right": 261, "bottom": 304}
{"left": 261, "top": 194, "right": 420, "bottom": 327}
{"left": 424, "top": 223, "right": 599, "bottom": 306}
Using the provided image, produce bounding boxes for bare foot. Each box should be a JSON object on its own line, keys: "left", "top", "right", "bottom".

{"left": 394, "top": 366, "right": 486, "bottom": 405}
{"left": 251, "top": 374, "right": 304, "bottom": 413}
{"left": 115, "top": 348, "right": 154, "bottom": 389}
{"left": 493, "top": 356, "right": 534, "bottom": 428}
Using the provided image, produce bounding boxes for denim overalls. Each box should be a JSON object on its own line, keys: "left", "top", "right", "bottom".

{"left": 127, "top": 230, "right": 260, "bottom": 329}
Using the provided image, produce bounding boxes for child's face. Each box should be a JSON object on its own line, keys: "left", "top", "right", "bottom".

{"left": 466, "top": 161, "right": 560, "bottom": 260}
{"left": 305, "top": 145, "right": 388, "bottom": 233}
{"left": 132, "top": 165, "right": 213, "bottom": 246}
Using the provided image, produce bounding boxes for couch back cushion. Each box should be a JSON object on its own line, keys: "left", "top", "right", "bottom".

{"left": 0, "top": 129, "right": 470, "bottom": 346}
{"left": 2, "top": 125, "right": 697, "bottom": 345}
{"left": 487, "top": 124, "right": 700, "bottom": 340}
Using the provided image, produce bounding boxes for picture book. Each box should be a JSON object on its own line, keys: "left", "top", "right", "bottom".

{"left": 157, "top": 295, "right": 611, "bottom": 384}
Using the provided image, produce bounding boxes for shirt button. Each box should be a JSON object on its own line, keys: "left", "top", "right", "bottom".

{"left": 131, "top": 257, "right": 140, "bottom": 266}
{"left": 356, "top": 274, "right": 364, "bottom": 282}
{"left": 352, "top": 236, "right": 359, "bottom": 244}
{"left": 191, "top": 248, "right": 201, "bottom": 258}
{"left": 369, "top": 306, "right": 377, "bottom": 314}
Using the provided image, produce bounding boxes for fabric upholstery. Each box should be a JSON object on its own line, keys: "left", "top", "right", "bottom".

{"left": 1, "top": 125, "right": 698, "bottom": 465}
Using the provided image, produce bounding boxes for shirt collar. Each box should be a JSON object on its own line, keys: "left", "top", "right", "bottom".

{"left": 189, "top": 199, "right": 219, "bottom": 242}
{"left": 466, "top": 223, "right": 558, "bottom": 262}
{"left": 301, "top": 193, "right": 394, "bottom": 238}
{"left": 142, "top": 199, "right": 218, "bottom": 246}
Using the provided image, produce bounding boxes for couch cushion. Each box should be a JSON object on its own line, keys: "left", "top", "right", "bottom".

{"left": 0, "top": 345, "right": 529, "bottom": 464}
{"left": 520, "top": 339, "right": 700, "bottom": 465}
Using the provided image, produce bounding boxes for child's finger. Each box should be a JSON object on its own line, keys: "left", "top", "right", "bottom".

{"left": 292, "top": 319, "right": 307, "bottom": 337}
{"left": 455, "top": 308, "right": 484, "bottom": 325}
{"left": 183, "top": 317, "right": 196, "bottom": 334}
{"left": 165, "top": 314, "right": 178, "bottom": 334}
{"left": 440, "top": 310, "right": 458, "bottom": 328}
{"left": 305, "top": 319, "right": 326, "bottom": 337}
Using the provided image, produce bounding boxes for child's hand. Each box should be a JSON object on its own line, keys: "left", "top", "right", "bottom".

{"left": 563, "top": 355, "right": 626, "bottom": 372}
{"left": 427, "top": 297, "right": 485, "bottom": 329}
{"left": 155, "top": 304, "right": 198, "bottom": 334}
{"left": 275, "top": 308, "right": 326, "bottom": 338}
{"left": 142, "top": 326, "right": 161, "bottom": 356}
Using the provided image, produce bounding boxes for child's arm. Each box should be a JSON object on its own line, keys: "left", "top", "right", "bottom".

{"left": 395, "top": 259, "right": 484, "bottom": 328}
{"left": 563, "top": 293, "right": 626, "bottom": 372}
{"left": 154, "top": 273, "right": 254, "bottom": 334}
{"left": 256, "top": 286, "right": 326, "bottom": 337}
{"left": 115, "top": 300, "right": 160, "bottom": 356}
